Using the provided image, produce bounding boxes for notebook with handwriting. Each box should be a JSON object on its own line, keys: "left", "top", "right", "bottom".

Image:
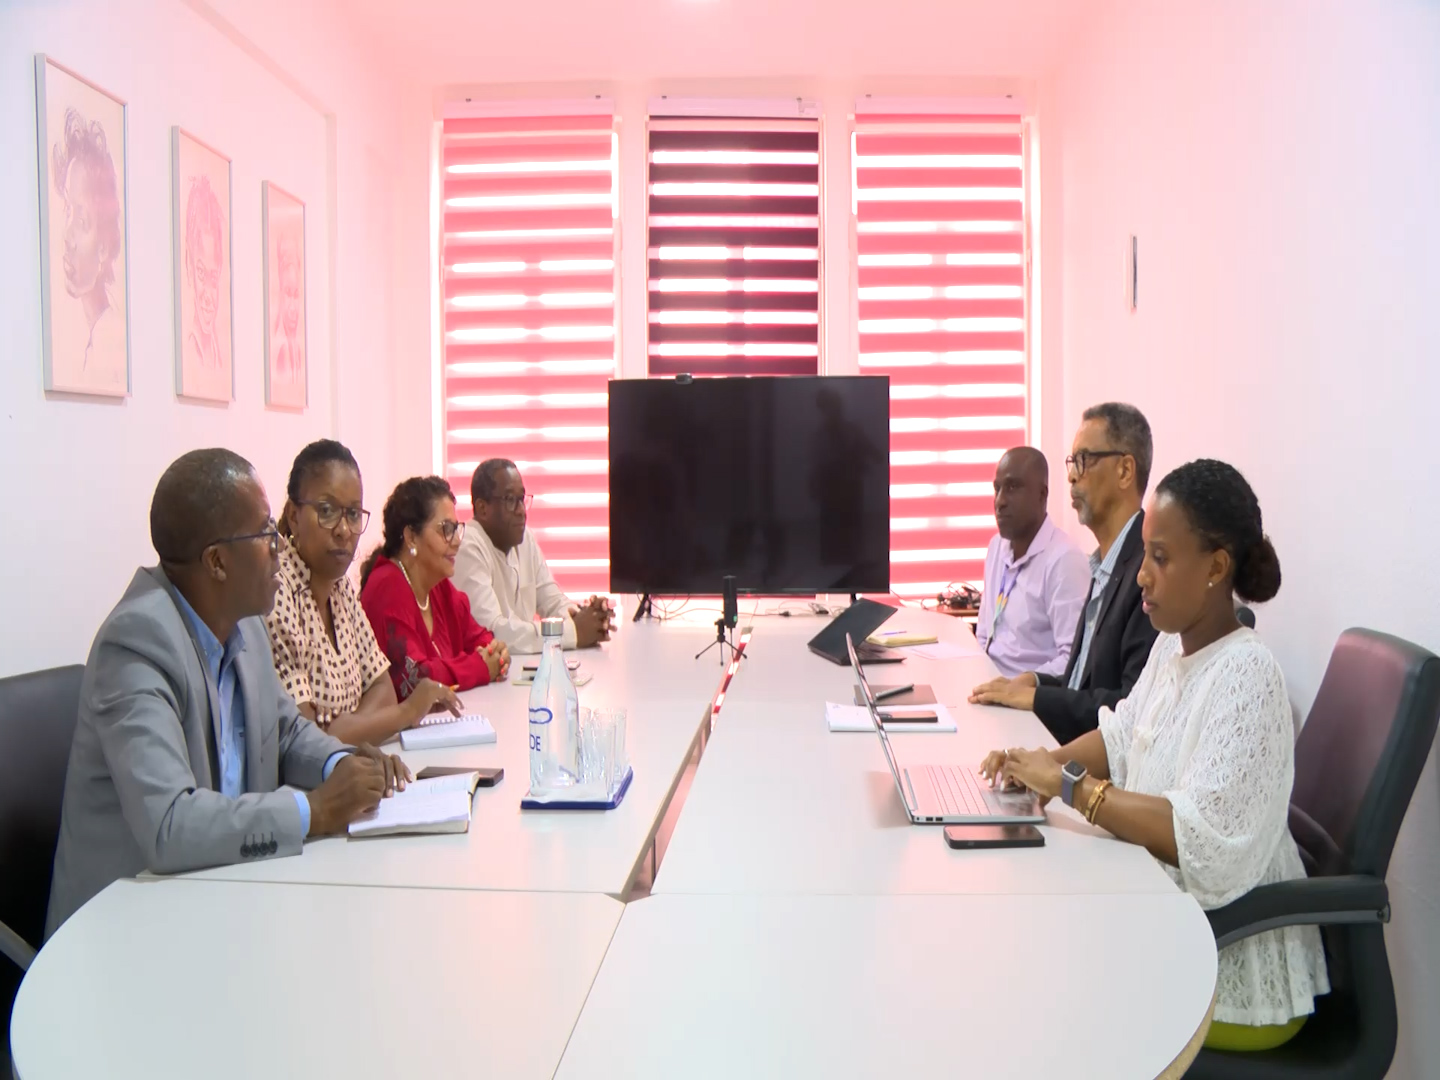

{"left": 347, "top": 772, "right": 480, "bottom": 837}
{"left": 399, "top": 713, "right": 496, "bottom": 751}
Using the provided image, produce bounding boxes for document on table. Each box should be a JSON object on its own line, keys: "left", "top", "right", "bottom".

{"left": 898, "top": 639, "right": 982, "bottom": 660}
{"left": 347, "top": 773, "right": 481, "bottom": 837}
{"left": 399, "top": 714, "right": 496, "bottom": 751}
{"left": 824, "top": 702, "right": 959, "bottom": 733}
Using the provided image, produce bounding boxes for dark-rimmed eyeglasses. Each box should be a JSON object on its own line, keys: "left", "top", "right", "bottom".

{"left": 296, "top": 501, "right": 370, "bottom": 534}
{"left": 1065, "top": 450, "right": 1127, "bottom": 479}
{"left": 435, "top": 520, "right": 466, "bottom": 543}
{"left": 489, "top": 493, "right": 533, "bottom": 514}
{"left": 208, "top": 520, "right": 282, "bottom": 557}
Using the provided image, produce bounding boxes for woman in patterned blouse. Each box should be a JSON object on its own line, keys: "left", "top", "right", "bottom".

{"left": 265, "top": 440, "right": 462, "bottom": 743}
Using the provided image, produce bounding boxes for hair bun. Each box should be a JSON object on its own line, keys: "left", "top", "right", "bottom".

{"left": 1235, "top": 533, "right": 1281, "bottom": 604}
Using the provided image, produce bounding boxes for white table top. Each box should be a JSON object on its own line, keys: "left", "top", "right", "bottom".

{"left": 558, "top": 892, "right": 1217, "bottom": 1080}
{"left": 655, "top": 611, "right": 1181, "bottom": 896}
{"left": 11, "top": 878, "right": 623, "bottom": 1080}
{"left": 179, "top": 620, "right": 725, "bottom": 897}
{"left": 14, "top": 602, "right": 1218, "bottom": 1080}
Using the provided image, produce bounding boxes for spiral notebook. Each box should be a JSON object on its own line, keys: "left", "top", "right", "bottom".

{"left": 399, "top": 714, "right": 497, "bottom": 751}
{"left": 348, "top": 772, "right": 481, "bottom": 837}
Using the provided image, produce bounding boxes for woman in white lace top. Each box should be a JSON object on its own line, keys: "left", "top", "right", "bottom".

{"left": 982, "top": 459, "right": 1328, "bottom": 1052}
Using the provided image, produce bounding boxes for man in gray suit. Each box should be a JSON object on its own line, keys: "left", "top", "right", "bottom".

{"left": 47, "top": 448, "right": 409, "bottom": 936}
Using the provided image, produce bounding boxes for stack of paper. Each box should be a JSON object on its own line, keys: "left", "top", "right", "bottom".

{"left": 347, "top": 772, "right": 480, "bottom": 837}
{"left": 824, "top": 702, "right": 959, "bottom": 733}
{"left": 865, "top": 629, "right": 940, "bottom": 647}
{"left": 399, "top": 714, "right": 496, "bottom": 751}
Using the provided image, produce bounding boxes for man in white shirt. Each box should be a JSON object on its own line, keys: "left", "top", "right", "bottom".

{"left": 453, "top": 459, "right": 615, "bottom": 653}
{"left": 974, "top": 447, "right": 1092, "bottom": 678}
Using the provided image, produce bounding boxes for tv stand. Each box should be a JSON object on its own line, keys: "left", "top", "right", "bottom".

{"left": 633, "top": 593, "right": 656, "bottom": 622}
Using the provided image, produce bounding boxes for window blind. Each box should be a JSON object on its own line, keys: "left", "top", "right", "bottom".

{"left": 852, "top": 108, "right": 1029, "bottom": 598}
{"left": 439, "top": 107, "right": 617, "bottom": 596}
{"left": 647, "top": 118, "right": 821, "bottom": 377}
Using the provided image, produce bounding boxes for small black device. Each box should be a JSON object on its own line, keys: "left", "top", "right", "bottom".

{"left": 807, "top": 599, "right": 905, "bottom": 665}
{"left": 722, "top": 574, "right": 738, "bottom": 628}
{"left": 879, "top": 710, "right": 937, "bottom": 724}
{"left": 696, "top": 574, "right": 743, "bottom": 665}
{"left": 415, "top": 766, "right": 504, "bottom": 786}
{"left": 943, "top": 824, "right": 1045, "bottom": 849}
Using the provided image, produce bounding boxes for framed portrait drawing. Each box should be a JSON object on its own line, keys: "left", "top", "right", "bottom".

{"left": 262, "top": 181, "right": 307, "bottom": 410}
{"left": 34, "top": 55, "right": 130, "bottom": 397}
{"left": 172, "top": 128, "right": 233, "bottom": 402}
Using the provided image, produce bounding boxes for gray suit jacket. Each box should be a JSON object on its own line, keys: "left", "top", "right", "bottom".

{"left": 46, "top": 567, "right": 349, "bottom": 936}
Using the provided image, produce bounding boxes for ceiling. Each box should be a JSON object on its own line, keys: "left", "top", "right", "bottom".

{"left": 342, "top": 0, "right": 1094, "bottom": 89}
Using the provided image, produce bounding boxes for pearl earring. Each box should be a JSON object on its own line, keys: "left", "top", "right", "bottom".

{"left": 1207, "top": 582, "right": 1214, "bottom": 589}
{"left": 409, "top": 546, "right": 417, "bottom": 557}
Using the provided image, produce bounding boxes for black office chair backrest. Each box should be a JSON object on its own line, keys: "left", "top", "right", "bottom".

{"left": 0, "top": 664, "right": 83, "bottom": 954}
{"left": 1290, "top": 629, "right": 1440, "bottom": 880}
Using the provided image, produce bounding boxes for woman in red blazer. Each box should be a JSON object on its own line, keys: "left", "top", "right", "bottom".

{"left": 359, "top": 476, "right": 510, "bottom": 697}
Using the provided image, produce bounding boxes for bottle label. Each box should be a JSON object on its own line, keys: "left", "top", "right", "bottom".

{"left": 529, "top": 706, "right": 554, "bottom": 725}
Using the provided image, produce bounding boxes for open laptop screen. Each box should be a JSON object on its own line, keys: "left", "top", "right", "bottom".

{"left": 846, "top": 632, "right": 914, "bottom": 815}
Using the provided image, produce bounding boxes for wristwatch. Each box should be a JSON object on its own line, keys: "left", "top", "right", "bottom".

{"left": 1061, "top": 760, "right": 1088, "bottom": 808}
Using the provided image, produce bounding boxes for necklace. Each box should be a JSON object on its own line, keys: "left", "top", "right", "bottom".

{"left": 397, "top": 559, "right": 430, "bottom": 611}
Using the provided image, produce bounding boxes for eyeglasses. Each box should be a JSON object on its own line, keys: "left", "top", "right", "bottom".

{"left": 435, "top": 520, "right": 466, "bottom": 543}
{"left": 491, "top": 493, "right": 533, "bottom": 514}
{"left": 296, "top": 500, "right": 370, "bottom": 534}
{"left": 1065, "top": 450, "right": 1128, "bottom": 479}
{"left": 208, "top": 520, "right": 282, "bottom": 557}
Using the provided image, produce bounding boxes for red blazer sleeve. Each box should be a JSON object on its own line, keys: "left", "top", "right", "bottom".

{"left": 430, "top": 579, "right": 494, "bottom": 691}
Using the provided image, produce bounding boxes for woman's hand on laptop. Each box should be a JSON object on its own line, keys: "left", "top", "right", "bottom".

{"left": 979, "top": 747, "right": 1058, "bottom": 804}
{"left": 968, "top": 672, "right": 1038, "bottom": 710}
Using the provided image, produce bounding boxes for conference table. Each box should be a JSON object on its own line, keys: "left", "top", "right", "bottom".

{"left": 10, "top": 603, "right": 1218, "bottom": 1080}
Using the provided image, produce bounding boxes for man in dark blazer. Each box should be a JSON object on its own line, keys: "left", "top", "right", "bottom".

{"left": 969, "top": 403, "right": 1158, "bottom": 744}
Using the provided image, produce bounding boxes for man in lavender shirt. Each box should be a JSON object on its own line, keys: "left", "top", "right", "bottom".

{"left": 974, "top": 448, "right": 1091, "bottom": 678}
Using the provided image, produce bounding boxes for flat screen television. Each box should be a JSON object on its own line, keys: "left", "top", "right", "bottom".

{"left": 608, "top": 375, "right": 890, "bottom": 596}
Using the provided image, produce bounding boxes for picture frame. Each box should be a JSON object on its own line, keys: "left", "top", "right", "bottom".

{"left": 34, "top": 54, "right": 130, "bottom": 397}
{"left": 262, "top": 181, "right": 307, "bottom": 410}
{"left": 172, "top": 127, "right": 234, "bottom": 403}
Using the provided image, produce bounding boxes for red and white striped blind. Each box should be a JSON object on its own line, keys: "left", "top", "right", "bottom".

{"left": 647, "top": 118, "right": 821, "bottom": 377}
{"left": 439, "top": 106, "right": 617, "bottom": 596}
{"left": 852, "top": 108, "right": 1029, "bottom": 598}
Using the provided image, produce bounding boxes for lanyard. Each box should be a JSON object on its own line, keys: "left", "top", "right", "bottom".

{"left": 986, "top": 562, "right": 1023, "bottom": 649}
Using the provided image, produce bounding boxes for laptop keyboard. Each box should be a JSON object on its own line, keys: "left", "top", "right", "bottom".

{"left": 922, "top": 764, "right": 999, "bottom": 817}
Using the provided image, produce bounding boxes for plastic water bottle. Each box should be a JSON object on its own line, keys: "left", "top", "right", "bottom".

{"left": 528, "top": 617, "right": 579, "bottom": 792}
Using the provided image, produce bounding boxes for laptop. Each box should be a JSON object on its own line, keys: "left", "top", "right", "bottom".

{"left": 807, "top": 599, "right": 906, "bottom": 665}
{"left": 848, "top": 633, "right": 1045, "bottom": 825}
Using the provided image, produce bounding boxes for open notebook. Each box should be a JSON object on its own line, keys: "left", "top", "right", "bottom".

{"left": 399, "top": 713, "right": 496, "bottom": 751}
{"left": 347, "top": 772, "right": 482, "bottom": 838}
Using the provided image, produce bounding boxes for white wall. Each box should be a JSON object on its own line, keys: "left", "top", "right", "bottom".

{"left": 1047, "top": 2, "right": 1440, "bottom": 1074}
{"left": 0, "top": 0, "right": 415, "bottom": 676}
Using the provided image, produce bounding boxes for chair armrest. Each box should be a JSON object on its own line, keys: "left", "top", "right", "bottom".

{"left": 1, "top": 918, "right": 36, "bottom": 972}
{"left": 1207, "top": 874, "right": 1389, "bottom": 950}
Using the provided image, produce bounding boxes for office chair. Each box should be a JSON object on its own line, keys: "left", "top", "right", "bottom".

{"left": 0, "top": 665, "right": 83, "bottom": 1068}
{"left": 1186, "top": 630, "right": 1440, "bottom": 1080}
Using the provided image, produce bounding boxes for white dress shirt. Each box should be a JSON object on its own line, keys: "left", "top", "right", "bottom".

{"left": 453, "top": 525, "right": 578, "bottom": 653}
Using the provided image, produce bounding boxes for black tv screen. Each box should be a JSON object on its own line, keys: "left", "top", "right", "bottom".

{"left": 608, "top": 376, "right": 890, "bottom": 595}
